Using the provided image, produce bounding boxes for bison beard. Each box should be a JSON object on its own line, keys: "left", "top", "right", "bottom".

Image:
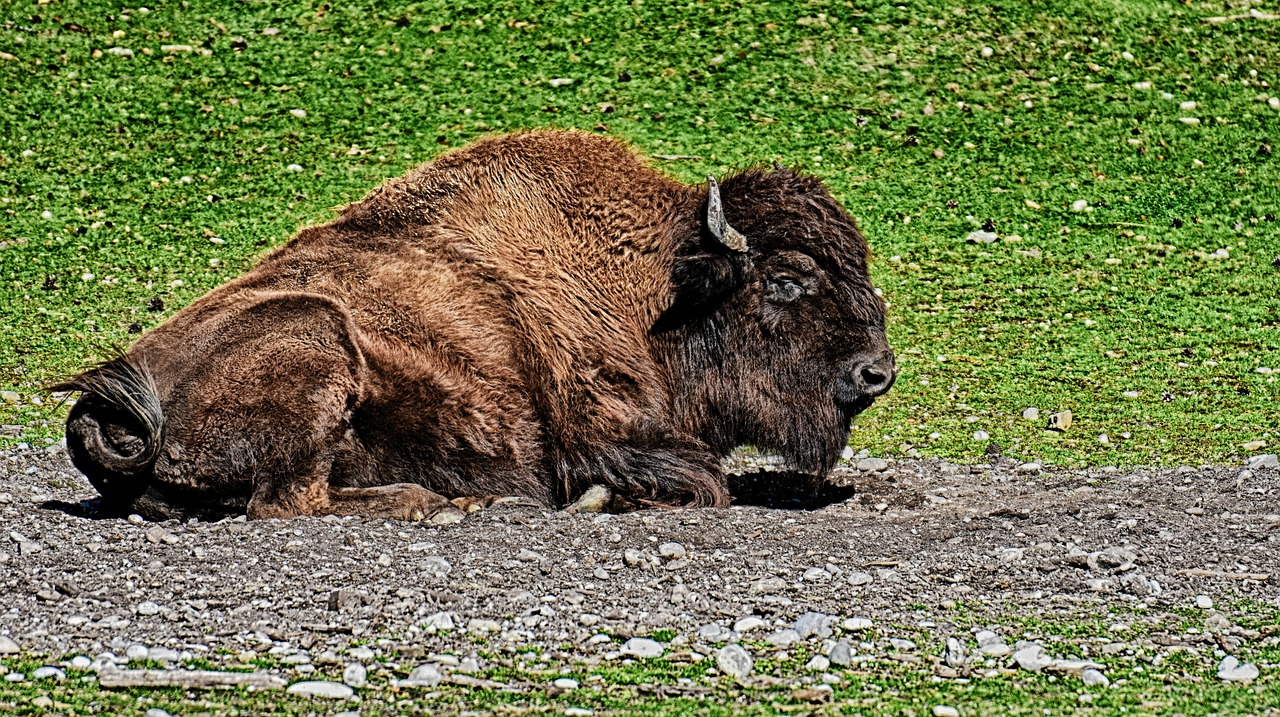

{"left": 56, "top": 130, "right": 895, "bottom": 521}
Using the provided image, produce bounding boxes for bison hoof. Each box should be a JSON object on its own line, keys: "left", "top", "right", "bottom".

{"left": 428, "top": 509, "right": 465, "bottom": 525}
{"left": 565, "top": 484, "right": 614, "bottom": 514}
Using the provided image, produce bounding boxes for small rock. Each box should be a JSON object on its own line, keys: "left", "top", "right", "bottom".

{"left": 1071, "top": 200, "right": 1088, "bottom": 212}
{"left": 846, "top": 571, "right": 874, "bottom": 587}
{"left": 1242, "top": 440, "right": 1267, "bottom": 451}
{"left": 934, "top": 707, "right": 960, "bottom": 717}
{"left": 548, "top": 77, "right": 573, "bottom": 87}
{"left": 1017, "top": 462, "right": 1041, "bottom": 473}
{"left": 842, "top": 617, "right": 874, "bottom": 631}
{"left": 972, "top": 430, "right": 990, "bottom": 441}
{"left": 696, "top": 623, "right": 735, "bottom": 643}
{"left": 1246, "top": 454, "right": 1279, "bottom": 470}
{"left": 716, "top": 644, "right": 753, "bottom": 679}
{"left": 0, "top": 636, "right": 18, "bottom": 654}
{"left": 889, "top": 638, "right": 916, "bottom": 651}
{"left": 793, "top": 612, "right": 833, "bottom": 639}
{"left": 856, "top": 457, "right": 888, "bottom": 472}
{"left": 467, "top": 619, "right": 500, "bottom": 634}
{"left": 554, "top": 677, "right": 579, "bottom": 690}
{"left": 289, "top": 108, "right": 307, "bottom": 118}
{"left": 828, "top": 640, "right": 853, "bottom": 666}
{"left": 136, "top": 601, "right": 162, "bottom": 616}
{"left": 342, "top": 663, "right": 367, "bottom": 688}
{"left": 966, "top": 230, "right": 998, "bottom": 244}
{"left": 658, "top": 542, "right": 687, "bottom": 560}
{"left": 1217, "top": 656, "right": 1259, "bottom": 683}
{"left": 144, "top": 710, "right": 173, "bottom": 717}
{"left": 564, "top": 709, "right": 593, "bottom": 717}
{"left": 1022, "top": 407, "right": 1039, "bottom": 420}
{"left": 1081, "top": 668, "right": 1109, "bottom": 687}
{"left": 516, "top": 548, "right": 546, "bottom": 562}
{"left": 403, "top": 664, "right": 443, "bottom": 687}
{"left": 980, "top": 46, "right": 993, "bottom": 57}
{"left": 1196, "top": 595, "right": 1214, "bottom": 610}
{"left": 1087, "top": 547, "right": 1137, "bottom": 572}
{"left": 764, "top": 629, "right": 801, "bottom": 648}
{"left": 286, "top": 680, "right": 355, "bottom": 699}
{"left": 620, "top": 638, "right": 664, "bottom": 659}
{"left": 733, "top": 616, "right": 767, "bottom": 633}
{"left": 805, "top": 655, "right": 830, "bottom": 671}
{"left": 623, "top": 549, "right": 646, "bottom": 567}
{"left": 1014, "top": 643, "right": 1053, "bottom": 672}
{"left": 31, "top": 666, "right": 66, "bottom": 681}
{"left": 422, "top": 612, "right": 455, "bottom": 632}
{"left": 944, "top": 637, "right": 967, "bottom": 668}
{"left": 1046, "top": 410, "right": 1072, "bottom": 431}
{"left": 125, "top": 644, "right": 149, "bottom": 661}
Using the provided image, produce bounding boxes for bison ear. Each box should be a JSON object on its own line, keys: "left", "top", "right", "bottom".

{"left": 652, "top": 253, "right": 748, "bottom": 332}
{"left": 705, "top": 176, "right": 748, "bottom": 253}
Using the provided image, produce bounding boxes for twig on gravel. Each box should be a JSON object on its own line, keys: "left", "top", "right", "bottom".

{"left": 1205, "top": 10, "right": 1280, "bottom": 23}
{"left": 1176, "top": 569, "right": 1271, "bottom": 582}
{"left": 98, "top": 668, "right": 286, "bottom": 690}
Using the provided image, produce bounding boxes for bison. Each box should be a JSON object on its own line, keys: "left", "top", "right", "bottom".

{"left": 57, "top": 130, "right": 895, "bottom": 522}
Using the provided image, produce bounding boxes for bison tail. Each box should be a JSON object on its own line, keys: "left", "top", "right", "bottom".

{"left": 53, "top": 358, "right": 165, "bottom": 479}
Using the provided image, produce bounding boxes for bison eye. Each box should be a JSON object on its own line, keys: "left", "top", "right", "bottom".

{"left": 765, "top": 277, "right": 805, "bottom": 304}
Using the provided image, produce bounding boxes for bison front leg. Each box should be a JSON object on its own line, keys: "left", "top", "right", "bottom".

{"left": 247, "top": 468, "right": 465, "bottom": 523}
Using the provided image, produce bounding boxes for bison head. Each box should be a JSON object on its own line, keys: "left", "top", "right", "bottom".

{"left": 659, "top": 167, "right": 896, "bottom": 480}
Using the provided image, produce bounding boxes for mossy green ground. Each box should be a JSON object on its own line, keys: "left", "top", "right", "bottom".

{"left": 2, "top": 0, "right": 1278, "bottom": 465}
{"left": 3, "top": 604, "right": 1278, "bottom": 715}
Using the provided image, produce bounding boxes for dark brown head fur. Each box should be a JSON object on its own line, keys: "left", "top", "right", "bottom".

{"left": 57, "top": 130, "right": 894, "bottom": 521}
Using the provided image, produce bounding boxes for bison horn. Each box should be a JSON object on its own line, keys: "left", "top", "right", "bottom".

{"left": 705, "top": 175, "right": 748, "bottom": 253}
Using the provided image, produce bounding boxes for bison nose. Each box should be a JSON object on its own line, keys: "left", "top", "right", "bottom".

{"left": 852, "top": 350, "right": 897, "bottom": 400}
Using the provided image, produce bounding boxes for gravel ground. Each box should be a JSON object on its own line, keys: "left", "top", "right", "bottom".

{"left": 1, "top": 443, "right": 1277, "bottom": 701}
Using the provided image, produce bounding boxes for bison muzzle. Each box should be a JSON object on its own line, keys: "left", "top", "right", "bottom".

{"left": 57, "top": 130, "right": 895, "bottom": 521}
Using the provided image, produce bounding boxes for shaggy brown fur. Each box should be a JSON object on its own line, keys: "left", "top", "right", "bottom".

{"left": 57, "top": 130, "right": 895, "bottom": 521}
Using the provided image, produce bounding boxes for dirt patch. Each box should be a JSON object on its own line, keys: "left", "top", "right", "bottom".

{"left": 1, "top": 445, "right": 1276, "bottom": 679}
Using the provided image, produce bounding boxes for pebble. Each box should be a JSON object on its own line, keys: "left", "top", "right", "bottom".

{"left": 286, "top": 163, "right": 303, "bottom": 172}
{"left": 697, "top": 623, "right": 735, "bottom": 643}
{"left": 4, "top": 673, "right": 23, "bottom": 683}
{"left": 966, "top": 230, "right": 998, "bottom": 244}
{"left": 846, "top": 571, "right": 874, "bottom": 586}
{"left": 1071, "top": 200, "right": 1088, "bottom": 212}
{"left": 972, "top": 430, "right": 990, "bottom": 441}
{"left": 468, "top": 619, "right": 500, "bottom": 633}
{"left": 733, "top": 616, "right": 767, "bottom": 633}
{"left": 980, "top": 46, "right": 993, "bottom": 57}
{"left": 623, "top": 548, "right": 646, "bottom": 567}
{"left": 423, "top": 612, "right": 454, "bottom": 631}
{"left": 554, "top": 677, "right": 579, "bottom": 690}
{"left": 1217, "top": 656, "right": 1260, "bottom": 683}
{"left": 286, "top": 680, "right": 355, "bottom": 699}
{"left": 31, "top": 666, "right": 66, "bottom": 680}
{"left": 289, "top": 108, "right": 307, "bottom": 118}
{"left": 945, "top": 637, "right": 967, "bottom": 668}
{"left": 1246, "top": 454, "right": 1279, "bottom": 470}
{"left": 565, "top": 708, "right": 593, "bottom": 716}
{"left": 420, "top": 556, "right": 452, "bottom": 576}
{"left": 793, "top": 611, "right": 834, "bottom": 639}
{"left": 1242, "top": 440, "right": 1266, "bottom": 451}
{"left": 842, "top": 617, "right": 874, "bottom": 631}
{"left": 1022, "top": 407, "right": 1039, "bottom": 420}
{"left": 934, "top": 707, "right": 960, "bottom": 717}
{"left": 1196, "top": 595, "right": 1214, "bottom": 610}
{"left": 548, "top": 77, "right": 573, "bottom": 87}
{"left": 823, "top": 640, "right": 851, "bottom": 667}
{"left": 125, "top": 644, "right": 149, "bottom": 661}
{"left": 136, "top": 601, "right": 162, "bottom": 616}
{"left": 1013, "top": 643, "right": 1053, "bottom": 672}
{"left": 1017, "top": 462, "right": 1041, "bottom": 473}
{"left": 856, "top": 457, "right": 888, "bottom": 472}
{"left": 620, "top": 638, "right": 664, "bottom": 659}
{"left": 765, "top": 629, "right": 801, "bottom": 648}
{"left": 403, "top": 664, "right": 443, "bottom": 687}
{"left": 805, "top": 655, "right": 830, "bottom": 671}
{"left": 716, "top": 644, "right": 754, "bottom": 679}
{"left": 1081, "top": 668, "right": 1109, "bottom": 687}
{"left": 144, "top": 710, "right": 173, "bottom": 717}
{"left": 658, "top": 542, "right": 687, "bottom": 560}
{"left": 69, "top": 656, "right": 92, "bottom": 669}
{"left": 342, "top": 663, "right": 367, "bottom": 688}
{"left": 1270, "top": 97, "right": 1280, "bottom": 109}
{"left": 889, "top": 638, "right": 916, "bottom": 651}
{"left": 0, "top": 636, "right": 18, "bottom": 654}
{"left": 1179, "top": 117, "right": 1200, "bottom": 125}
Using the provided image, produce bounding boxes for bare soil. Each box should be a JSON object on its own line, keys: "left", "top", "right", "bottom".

{"left": 1, "top": 444, "right": 1277, "bottom": 674}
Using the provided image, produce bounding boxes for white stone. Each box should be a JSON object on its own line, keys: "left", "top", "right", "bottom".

{"left": 31, "top": 666, "right": 65, "bottom": 680}
{"left": 289, "top": 108, "right": 307, "bottom": 118}
{"left": 980, "top": 46, "right": 993, "bottom": 58}
{"left": 136, "top": 601, "right": 162, "bottom": 616}
{"left": 1218, "top": 656, "right": 1260, "bottom": 682}
{"left": 933, "top": 707, "right": 960, "bottom": 717}
{"left": 1014, "top": 644, "right": 1053, "bottom": 672}
{"left": 554, "top": 677, "right": 579, "bottom": 690}
{"left": 842, "top": 617, "right": 874, "bottom": 631}
{"left": 973, "top": 430, "right": 990, "bottom": 441}
{"left": 342, "top": 663, "right": 367, "bottom": 688}
{"left": 620, "top": 638, "right": 663, "bottom": 659}
{"left": 716, "top": 644, "right": 753, "bottom": 679}
{"left": 286, "top": 680, "right": 354, "bottom": 699}
{"left": 1071, "top": 199, "right": 1088, "bottom": 212}
{"left": 1081, "top": 668, "right": 1109, "bottom": 687}
{"left": 1196, "top": 595, "right": 1213, "bottom": 610}
{"left": 0, "top": 636, "right": 18, "bottom": 654}
{"left": 733, "top": 617, "right": 767, "bottom": 633}
{"left": 805, "top": 655, "right": 830, "bottom": 671}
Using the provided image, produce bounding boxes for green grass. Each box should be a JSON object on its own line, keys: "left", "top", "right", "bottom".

{"left": 2, "top": 0, "right": 1278, "bottom": 467}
